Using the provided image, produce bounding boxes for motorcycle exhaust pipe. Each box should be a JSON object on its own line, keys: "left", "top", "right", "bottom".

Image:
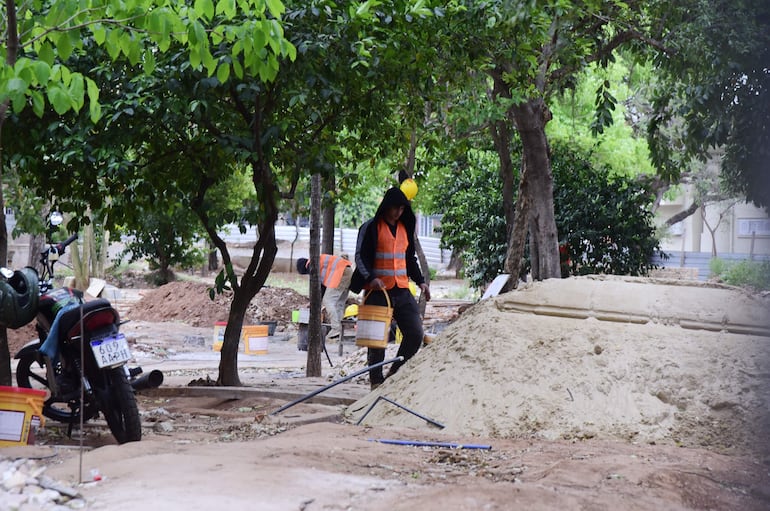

{"left": 130, "top": 369, "right": 164, "bottom": 391}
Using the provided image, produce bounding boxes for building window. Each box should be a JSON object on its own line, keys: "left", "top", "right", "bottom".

{"left": 737, "top": 219, "right": 770, "bottom": 237}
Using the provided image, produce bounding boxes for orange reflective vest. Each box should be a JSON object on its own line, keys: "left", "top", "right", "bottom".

{"left": 317, "top": 255, "right": 352, "bottom": 289}
{"left": 373, "top": 220, "right": 409, "bottom": 289}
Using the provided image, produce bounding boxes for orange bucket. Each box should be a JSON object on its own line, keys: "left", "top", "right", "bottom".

{"left": 242, "top": 325, "right": 269, "bottom": 355}
{"left": 355, "top": 290, "right": 392, "bottom": 349}
{"left": 0, "top": 386, "right": 46, "bottom": 447}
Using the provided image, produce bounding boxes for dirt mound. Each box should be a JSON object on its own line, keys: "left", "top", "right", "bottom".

{"left": 125, "top": 281, "right": 309, "bottom": 327}
{"left": 347, "top": 276, "right": 770, "bottom": 455}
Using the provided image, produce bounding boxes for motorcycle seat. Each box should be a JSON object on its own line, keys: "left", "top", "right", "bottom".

{"left": 59, "top": 299, "right": 120, "bottom": 341}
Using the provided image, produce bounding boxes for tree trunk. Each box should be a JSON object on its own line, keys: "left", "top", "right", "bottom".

{"left": 28, "top": 234, "right": 44, "bottom": 269}
{"left": 401, "top": 142, "right": 430, "bottom": 316}
{"left": 509, "top": 98, "right": 561, "bottom": 281}
{"left": 490, "top": 119, "right": 516, "bottom": 236}
{"left": 322, "top": 174, "right": 335, "bottom": 255}
{"left": 208, "top": 241, "right": 218, "bottom": 271}
{"left": 414, "top": 236, "right": 429, "bottom": 317}
{"left": 490, "top": 112, "right": 522, "bottom": 294}
{"left": 214, "top": 154, "right": 280, "bottom": 386}
{"left": 306, "top": 173, "right": 323, "bottom": 377}
{"left": 0, "top": 0, "right": 21, "bottom": 386}
{"left": 502, "top": 165, "right": 529, "bottom": 293}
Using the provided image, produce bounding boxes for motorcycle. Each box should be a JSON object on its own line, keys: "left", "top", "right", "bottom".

{"left": 3, "top": 212, "right": 163, "bottom": 444}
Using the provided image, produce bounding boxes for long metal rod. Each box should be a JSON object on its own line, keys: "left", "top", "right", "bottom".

{"left": 356, "top": 395, "right": 445, "bottom": 429}
{"left": 270, "top": 356, "right": 403, "bottom": 415}
{"left": 322, "top": 343, "right": 333, "bottom": 367}
{"left": 78, "top": 304, "right": 85, "bottom": 483}
{"left": 370, "top": 438, "right": 492, "bottom": 450}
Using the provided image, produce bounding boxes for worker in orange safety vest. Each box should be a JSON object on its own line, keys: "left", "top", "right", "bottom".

{"left": 297, "top": 254, "right": 353, "bottom": 342}
{"left": 350, "top": 185, "right": 431, "bottom": 390}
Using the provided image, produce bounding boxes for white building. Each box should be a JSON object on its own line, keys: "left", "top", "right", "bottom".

{"left": 657, "top": 190, "right": 770, "bottom": 257}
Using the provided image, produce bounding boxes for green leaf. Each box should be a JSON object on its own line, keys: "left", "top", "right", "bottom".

{"left": 194, "top": 0, "right": 215, "bottom": 20}
{"left": 119, "top": 33, "right": 134, "bottom": 59}
{"left": 216, "top": 0, "right": 236, "bottom": 17}
{"left": 232, "top": 59, "right": 243, "bottom": 79}
{"left": 38, "top": 43, "right": 55, "bottom": 66}
{"left": 69, "top": 73, "right": 85, "bottom": 112}
{"left": 89, "top": 100, "right": 102, "bottom": 123}
{"left": 203, "top": 51, "right": 217, "bottom": 76}
{"left": 86, "top": 76, "right": 100, "bottom": 105}
{"left": 106, "top": 30, "right": 122, "bottom": 60}
{"left": 5, "top": 77, "right": 28, "bottom": 95}
{"left": 47, "top": 85, "right": 71, "bottom": 115}
{"left": 92, "top": 24, "right": 107, "bottom": 45}
{"left": 265, "top": 0, "right": 285, "bottom": 18}
{"left": 11, "top": 91, "right": 26, "bottom": 114}
{"left": 32, "top": 61, "right": 51, "bottom": 85}
{"left": 253, "top": 23, "right": 267, "bottom": 50}
{"left": 190, "top": 48, "right": 202, "bottom": 69}
{"left": 31, "top": 90, "right": 45, "bottom": 117}
{"left": 143, "top": 49, "right": 157, "bottom": 74}
{"left": 53, "top": 32, "right": 74, "bottom": 61}
{"left": 216, "top": 63, "right": 230, "bottom": 84}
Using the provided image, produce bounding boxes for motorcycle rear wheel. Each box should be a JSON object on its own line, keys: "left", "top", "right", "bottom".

{"left": 95, "top": 367, "right": 142, "bottom": 444}
{"left": 15, "top": 352, "right": 99, "bottom": 424}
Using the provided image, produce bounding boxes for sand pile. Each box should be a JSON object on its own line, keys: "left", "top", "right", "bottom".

{"left": 346, "top": 276, "right": 770, "bottom": 454}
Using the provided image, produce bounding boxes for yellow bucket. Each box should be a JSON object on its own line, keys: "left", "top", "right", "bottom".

{"left": 242, "top": 325, "right": 269, "bottom": 355}
{"left": 355, "top": 290, "right": 392, "bottom": 349}
{"left": 0, "top": 386, "right": 47, "bottom": 447}
{"left": 212, "top": 321, "right": 227, "bottom": 352}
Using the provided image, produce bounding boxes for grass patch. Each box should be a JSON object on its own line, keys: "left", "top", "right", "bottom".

{"left": 709, "top": 258, "right": 770, "bottom": 291}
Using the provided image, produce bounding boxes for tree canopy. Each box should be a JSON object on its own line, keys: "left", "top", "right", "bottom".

{"left": 432, "top": 142, "right": 662, "bottom": 289}
{"left": 646, "top": 0, "right": 770, "bottom": 210}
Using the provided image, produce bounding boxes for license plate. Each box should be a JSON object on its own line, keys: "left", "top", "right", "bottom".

{"left": 90, "top": 333, "right": 132, "bottom": 368}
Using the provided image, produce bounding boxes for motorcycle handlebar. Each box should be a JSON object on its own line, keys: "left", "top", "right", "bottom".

{"left": 55, "top": 233, "right": 79, "bottom": 253}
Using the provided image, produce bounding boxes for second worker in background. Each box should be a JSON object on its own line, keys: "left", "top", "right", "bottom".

{"left": 296, "top": 254, "right": 353, "bottom": 343}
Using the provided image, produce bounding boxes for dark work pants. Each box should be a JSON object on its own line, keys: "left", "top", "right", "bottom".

{"left": 366, "top": 287, "right": 424, "bottom": 385}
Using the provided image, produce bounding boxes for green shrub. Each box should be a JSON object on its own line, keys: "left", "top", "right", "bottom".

{"left": 720, "top": 260, "right": 770, "bottom": 291}
{"left": 709, "top": 258, "right": 728, "bottom": 278}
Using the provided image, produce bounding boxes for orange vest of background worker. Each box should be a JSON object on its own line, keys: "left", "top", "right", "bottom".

{"left": 297, "top": 254, "right": 353, "bottom": 342}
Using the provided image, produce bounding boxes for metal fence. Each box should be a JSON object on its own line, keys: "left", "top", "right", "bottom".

{"left": 220, "top": 225, "right": 453, "bottom": 269}
{"left": 650, "top": 251, "right": 770, "bottom": 281}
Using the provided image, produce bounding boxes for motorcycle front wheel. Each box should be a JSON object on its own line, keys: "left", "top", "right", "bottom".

{"left": 94, "top": 367, "right": 142, "bottom": 444}
{"left": 15, "top": 352, "right": 100, "bottom": 424}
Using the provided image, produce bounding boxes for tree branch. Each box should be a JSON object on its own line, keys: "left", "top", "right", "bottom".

{"left": 664, "top": 200, "right": 700, "bottom": 226}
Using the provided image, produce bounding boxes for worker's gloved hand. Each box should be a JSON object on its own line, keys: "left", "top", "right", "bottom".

{"left": 420, "top": 283, "right": 431, "bottom": 302}
{"left": 370, "top": 278, "right": 386, "bottom": 290}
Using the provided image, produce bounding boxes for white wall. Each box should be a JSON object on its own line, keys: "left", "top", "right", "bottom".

{"left": 657, "top": 186, "right": 770, "bottom": 257}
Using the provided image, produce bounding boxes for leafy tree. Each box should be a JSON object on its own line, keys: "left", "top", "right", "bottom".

{"left": 118, "top": 210, "right": 206, "bottom": 285}
{"left": 547, "top": 57, "right": 655, "bottom": 178}
{"left": 432, "top": 143, "right": 662, "bottom": 289}
{"left": 646, "top": 0, "right": 770, "bottom": 211}
{"left": 552, "top": 143, "right": 663, "bottom": 276}
{"left": 431, "top": 149, "right": 507, "bottom": 288}
{"left": 440, "top": 1, "right": 671, "bottom": 290}
{"left": 0, "top": 0, "right": 295, "bottom": 384}
{"left": 7, "top": 0, "right": 445, "bottom": 384}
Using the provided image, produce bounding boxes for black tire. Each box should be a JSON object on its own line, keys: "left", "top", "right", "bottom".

{"left": 15, "top": 352, "right": 99, "bottom": 424}
{"left": 96, "top": 367, "right": 142, "bottom": 444}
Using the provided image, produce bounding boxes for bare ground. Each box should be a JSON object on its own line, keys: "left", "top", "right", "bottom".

{"left": 4, "top": 275, "right": 770, "bottom": 511}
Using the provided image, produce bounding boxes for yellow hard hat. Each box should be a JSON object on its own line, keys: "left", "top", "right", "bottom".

{"left": 344, "top": 304, "right": 358, "bottom": 318}
{"left": 400, "top": 178, "right": 418, "bottom": 200}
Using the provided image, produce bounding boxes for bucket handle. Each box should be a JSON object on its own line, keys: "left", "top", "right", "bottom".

{"left": 363, "top": 288, "right": 391, "bottom": 311}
